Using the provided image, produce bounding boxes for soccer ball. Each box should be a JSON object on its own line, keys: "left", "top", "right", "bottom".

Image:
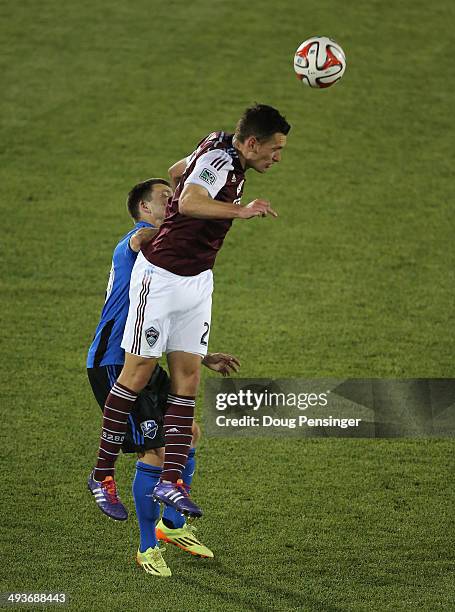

{"left": 294, "top": 37, "right": 346, "bottom": 88}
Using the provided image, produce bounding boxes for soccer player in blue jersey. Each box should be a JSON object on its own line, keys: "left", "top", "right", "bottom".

{"left": 87, "top": 178, "right": 240, "bottom": 576}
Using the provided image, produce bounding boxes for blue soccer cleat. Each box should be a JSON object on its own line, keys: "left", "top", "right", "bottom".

{"left": 153, "top": 480, "right": 202, "bottom": 518}
{"left": 87, "top": 472, "right": 128, "bottom": 521}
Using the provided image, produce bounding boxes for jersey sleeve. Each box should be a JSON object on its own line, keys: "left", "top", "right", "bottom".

{"left": 117, "top": 232, "right": 138, "bottom": 260}
{"left": 184, "top": 149, "right": 234, "bottom": 198}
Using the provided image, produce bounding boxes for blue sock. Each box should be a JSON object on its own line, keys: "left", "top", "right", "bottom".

{"left": 132, "top": 461, "right": 161, "bottom": 553}
{"left": 162, "top": 448, "right": 196, "bottom": 529}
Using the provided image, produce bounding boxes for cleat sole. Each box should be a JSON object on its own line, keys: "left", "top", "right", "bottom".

{"left": 153, "top": 496, "right": 202, "bottom": 519}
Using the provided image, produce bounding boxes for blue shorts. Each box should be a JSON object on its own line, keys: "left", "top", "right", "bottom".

{"left": 87, "top": 363, "right": 169, "bottom": 453}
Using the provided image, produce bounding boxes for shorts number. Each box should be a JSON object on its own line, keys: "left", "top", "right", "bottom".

{"left": 200, "top": 322, "right": 210, "bottom": 346}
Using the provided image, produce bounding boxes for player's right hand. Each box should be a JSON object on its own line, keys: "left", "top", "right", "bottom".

{"left": 129, "top": 227, "right": 159, "bottom": 252}
{"left": 239, "top": 199, "right": 278, "bottom": 219}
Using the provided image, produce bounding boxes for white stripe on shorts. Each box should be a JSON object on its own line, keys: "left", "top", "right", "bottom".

{"left": 132, "top": 272, "right": 152, "bottom": 354}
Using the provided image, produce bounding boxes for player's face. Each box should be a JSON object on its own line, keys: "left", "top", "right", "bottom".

{"left": 146, "top": 184, "right": 173, "bottom": 224}
{"left": 248, "top": 132, "right": 287, "bottom": 173}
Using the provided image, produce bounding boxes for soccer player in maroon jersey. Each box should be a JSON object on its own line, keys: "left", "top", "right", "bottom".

{"left": 90, "top": 103, "right": 290, "bottom": 519}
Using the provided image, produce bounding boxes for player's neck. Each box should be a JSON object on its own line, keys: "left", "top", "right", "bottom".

{"left": 138, "top": 215, "right": 160, "bottom": 228}
{"left": 232, "top": 136, "right": 247, "bottom": 170}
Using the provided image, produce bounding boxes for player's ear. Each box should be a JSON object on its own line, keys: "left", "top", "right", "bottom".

{"left": 245, "top": 135, "right": 258, "bottom": 153}
{"left": 245, "top": 136, "right": 257, "bottom": 151}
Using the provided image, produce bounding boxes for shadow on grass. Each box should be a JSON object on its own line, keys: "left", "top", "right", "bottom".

{"left": 172, "top": 557, "right": 343, "bottom": 612}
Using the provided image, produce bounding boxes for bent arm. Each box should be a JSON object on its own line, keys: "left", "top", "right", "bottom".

{"left": 168, "top": 157, "right": 188, "bottom": 190}
{"left": 129, "top": 227, "right": 158, "bottom": 252}
{"left": 179, "top": 184, "right": 242, "bottom": 219}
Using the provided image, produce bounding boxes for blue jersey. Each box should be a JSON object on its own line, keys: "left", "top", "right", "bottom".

{"left": 87, "top": 221, "right": 154, "bottom": 368}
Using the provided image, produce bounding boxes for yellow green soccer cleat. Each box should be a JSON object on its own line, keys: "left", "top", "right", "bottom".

{"left": 156, "top": 519, "right": 214, "bottom": 558}
{"left": 136, "top": 546, "right": 172, "bottom": 577}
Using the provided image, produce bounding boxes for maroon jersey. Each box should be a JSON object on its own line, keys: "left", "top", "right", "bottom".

{"left": 144, "top": 132, "right": 246, "bottom": 276}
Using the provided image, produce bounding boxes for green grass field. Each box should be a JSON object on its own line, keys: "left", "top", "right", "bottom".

{"left": 1, "top": 0, "right": 454, "bottom": 610}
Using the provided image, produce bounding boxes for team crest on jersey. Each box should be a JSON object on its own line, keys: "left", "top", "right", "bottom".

{"left": 199, "top": 167, "right": 217, "bottom": 186}
{"left": 140, "top": 419, "right": 158, "bottom": 439}
{"left": 145, "top": 326, "right": 159, "bottom": 348}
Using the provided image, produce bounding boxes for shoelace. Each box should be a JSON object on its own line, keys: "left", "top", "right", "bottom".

{"left": 176, "top": 479, "right": 190, "bottom": 497}
{"left": 101, "top": 479, "right": 119, "bottom": 504}
{"left": 150, "top": 547, "right": 167, "bottom": 567}
{"left": 183, "top": 524, "right": 198, "bottom": 537}
{"left": 181, "top": 523, "right": 203, "bottom": 543}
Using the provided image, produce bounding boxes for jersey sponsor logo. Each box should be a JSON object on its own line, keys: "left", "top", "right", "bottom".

{"left": 199, "top": 167, "right": 217, "bottom": 186}
{"left": 145, "top": 326, "right": 160, "bottom": 348}
{"left": 140, "top": 419, "right": 158, "bottom": 439}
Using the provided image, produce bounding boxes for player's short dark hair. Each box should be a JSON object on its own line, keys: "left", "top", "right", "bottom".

{"left": 126, "top": 178, "right": 170, "bottom": 221}
{"left": 235, "top": 103, "right": 291, "bottom": 143}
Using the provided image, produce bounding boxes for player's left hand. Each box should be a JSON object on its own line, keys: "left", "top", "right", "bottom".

{"left": 202, "top": 352, "right": 241, "bottom": 376}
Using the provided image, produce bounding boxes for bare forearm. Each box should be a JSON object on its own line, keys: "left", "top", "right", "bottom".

{"left": 169, "top": 174, "right": 182, "bottom": 190}
{"left": 168, "top": 158, "right": 187, "bottom": 190}
{"left": 179, "top": 190, "right": 241, "bottom": 219}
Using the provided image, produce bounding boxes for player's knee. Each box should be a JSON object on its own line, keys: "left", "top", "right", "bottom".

{"left": 191, "top": 420, "right": 201, "bottom": 447}
{"left": 168, "top": 352, "right": 201, "bottom": 395}
{"left": 171, "top": 369, "right": 200, "bottom": 396}
{"left": 186, "top": 369, "right": 200, "bottom": 394}
{"left": 119, "top": 357, "right": 157, "bottom": 392}
{"left": 138, "top": 447, "right": 164, "bottom": 467}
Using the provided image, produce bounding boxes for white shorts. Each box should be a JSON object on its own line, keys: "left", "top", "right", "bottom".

{"left": 121, "top": 252, "right": 213, "bottom": 358}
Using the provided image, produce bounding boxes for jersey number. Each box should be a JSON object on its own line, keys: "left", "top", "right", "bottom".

{"left": 105, "top": 263, "right": 115, "bottom": 303}
{"left": 200, "top": 322, "right": 210, "bottom": 346}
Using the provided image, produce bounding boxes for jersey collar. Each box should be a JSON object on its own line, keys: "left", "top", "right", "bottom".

{"left": 135, "top": 221, "right": 155, "bottom": 229}
{"left": 227, "top": 134, "right": 245, "bottom": 173}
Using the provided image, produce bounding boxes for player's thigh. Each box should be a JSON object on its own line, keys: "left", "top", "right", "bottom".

{"left": 121, "top": 254, "right": 173, "bottom": 359}
{"left": 166, "top": 272, "right": 213, "bottom": 358}
{"left": 87, "top": 365, "right": 123, "bottom": 410}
